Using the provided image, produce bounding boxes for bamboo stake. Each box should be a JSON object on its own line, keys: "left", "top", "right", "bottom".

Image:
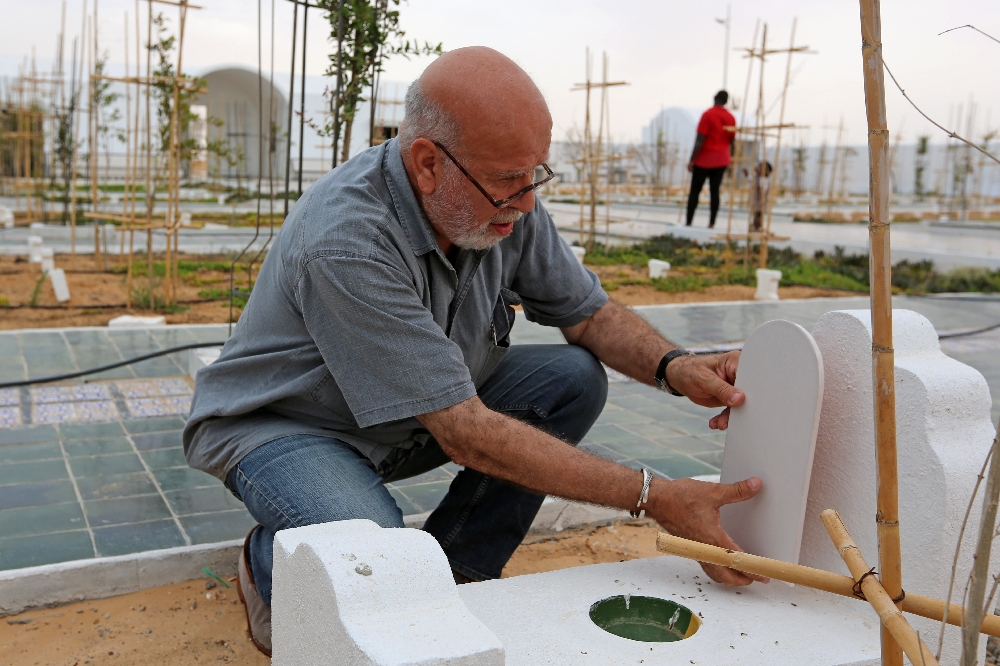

{"left": 822, "top": 510, "right": 938, "bottom": 666}
{"left": 654, "top": 532, "right": 1000, "bottom": 638}
{"left": 961, "top": 428, "right": 1000, "bottom": 665}
{"left": 759, "top": 18, "right": 797, "bottom": 269}
{"left": 69, "top": 2, "right": 87, "bottom": 255}
{"left": 857, "top": 2, "right": 903, "bottom": 665}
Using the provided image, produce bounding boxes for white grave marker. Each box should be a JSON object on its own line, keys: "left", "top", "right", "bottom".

{"left": 754, "top": 268, "right": 782, "bottom": 300}
{"left": 720, "top": 319, "right": 823, "bottom": 563}
{"left": 570, "top": 246, "right": 586, "bottom": 264}
{"left": 28, "top": 236, "right": 43, "bottom": 263}
{"left": 648, "top": 258, "right": 671, "bottom": 278}
{"left": 40, "top": 247, "right": 54, "bottom": 272}
{"left": 48, "top": 268, "right": 70, "bottom": 302}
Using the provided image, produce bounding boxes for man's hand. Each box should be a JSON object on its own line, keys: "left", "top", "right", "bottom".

{"left": 686, "top": 161, "right": 694, "bottom": 173}
{"left": 666, "top": 351, "right": 743, "bottom": 430}
{"left": 648, "top": 476, "right": 769, "bottom": 586}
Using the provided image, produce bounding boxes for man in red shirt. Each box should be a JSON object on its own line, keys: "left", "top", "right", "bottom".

{"left": 686, "top": 91, "right": 736, "bottom": 228}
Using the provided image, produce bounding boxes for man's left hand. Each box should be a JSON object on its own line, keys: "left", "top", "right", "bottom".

{"left": 665, "top": 351, "right": 743, "bottom": 430}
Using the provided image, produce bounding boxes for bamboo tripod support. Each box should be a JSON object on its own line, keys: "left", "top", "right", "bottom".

{"left": 654, "top": 532, "right": 1000, "bottom": 638}
{"left": 822, "top": 510, "right": 939, "bottom": 666}
{"left": 857, "top": 2, "right": 903, "bottom": 665}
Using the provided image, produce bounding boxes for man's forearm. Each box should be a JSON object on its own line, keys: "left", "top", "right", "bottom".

{"left": 417, "top": 396, "right": 647, "bottom": 512}
{"left": 563, "top": 300, "right": 676, "bottom": 386}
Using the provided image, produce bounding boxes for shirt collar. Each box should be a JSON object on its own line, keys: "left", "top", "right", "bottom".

{"left": 381, "top": 138, "right": 441, "bottom": 258}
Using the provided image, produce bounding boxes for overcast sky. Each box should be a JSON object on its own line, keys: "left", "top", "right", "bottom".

{"left": 3, "top": 0, "right": 999, "bottom": 148}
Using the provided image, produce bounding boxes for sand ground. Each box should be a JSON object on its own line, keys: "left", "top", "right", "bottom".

{"left": 0, "top": 521, "right": 662, "bottom": 665}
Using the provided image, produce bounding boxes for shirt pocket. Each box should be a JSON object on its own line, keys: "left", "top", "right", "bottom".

{"left": 475, "top": 288, "right": 521, "bottom": 386}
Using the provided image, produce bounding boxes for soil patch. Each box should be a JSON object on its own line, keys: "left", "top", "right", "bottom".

{"left": 0, "top": 522, "right": 661, "bottom": 665}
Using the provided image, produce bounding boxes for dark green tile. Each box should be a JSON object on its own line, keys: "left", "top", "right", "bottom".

{"left": 75, "top": 473, "right": 158, "bottom": 501}
{"left": 0, "top": 530, "right": 94, "bottom": 570}
{"left": 58, "top": 421, "right": 126, "bottom": 440}
{"left": 585, "top": 424, "right": 638, "bottom": 445}
{"left": 692, "top": 450, "right": 725, "bottom": 468}
{"left": 69, "top": 453, "right": 146, "bottom": 478}
{"left": 86, "top": 367, "right": 135, "bottom": 381}
{"left": 386, "top": 485, "right": 418, "bottom": 515}
{"left": 131, "top": 430, "right": 183, "bottom": 450}
{"left": 0, "top": 479, "right": 77, "bottom": 510}
{"left": 656, "top": 435, "right": 723, "bottom": 455}
{"left": 131, "top": 359, "right": 184, "bottom": 378}
{"left": 0, "top": 459, "right": 69, "bottom": 486}
{"left": 85, "top": 494, "right": 171, "bottom": 526}
{"left": 93, "top": 519, "right": 184, "bottom": 557}
{"left": 152, "top": 467, "right": 218, "bottom": 491}
{"left": 593, "top": 409, "right": 653, "bottom": 427}
{"left": 139, "top": 447, "right": 187, "bottom": 470}
{"left": 0, "top": 502, "right": 86, "bottom": 538}
{"left": 397, "top": 481, "right": 450, "bottom": 513}
{"left": 164, "top": 486, "right": 244, "bottom": 515}
{"left": 0, "top": 425, "right": 59, "bottom": 446}
{"left": 603, "top": 438, "right": 674, "bottom": 460}
{"left": 621, "top": 422, "right": 691, "bottom": 441}
{"left": 0, "top": 441, "right": 63, "bottom": 464}
{"left": 123, "top": 417, "right": 186, "bottom": 434}
{"left": 63, "top": 436, "right": 133, "bottom": 457}
{"left": 180, "top": 510, "right": 256, "bottom": 545}
{"left": 636, "top": 454, "right": 717, "bottom": 480}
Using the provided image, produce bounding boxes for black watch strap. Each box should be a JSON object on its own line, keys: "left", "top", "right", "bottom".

{"left": 655, "top": 348, "right": 693, "bottom": 396}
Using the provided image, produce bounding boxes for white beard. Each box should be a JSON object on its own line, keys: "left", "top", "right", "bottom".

{"left": 423, "top": 163, "right": 524, "bottom": 251}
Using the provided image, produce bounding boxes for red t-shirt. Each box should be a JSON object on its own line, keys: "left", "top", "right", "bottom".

{"left": 693, "top": 105, "right": 737, "bottom": 169}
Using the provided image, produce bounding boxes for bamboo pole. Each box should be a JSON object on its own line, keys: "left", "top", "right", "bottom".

{"left": 857, "top": 3, "right": 903, "bottom": 665}
{"left": 822, "top": 510, "right": 938, "bottom": 666}
{"left": 654, "top": 532, "right": 1000, "bottom": 638}
{"left": 961, "top": 429, "right": 1000, "bottom": 665}
{"left": 759, "top": 18, "right": 797, "bottom": 269}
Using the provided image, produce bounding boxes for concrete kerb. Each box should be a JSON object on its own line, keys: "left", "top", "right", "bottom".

{"left": 0, "top": 539, "right": 243, "bottom": 617}
{"left": 0, "top": 498, "right": 642, "bottom": 618}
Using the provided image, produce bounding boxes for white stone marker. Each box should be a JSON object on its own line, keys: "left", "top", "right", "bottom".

{"left": 203, "top": 222, "right": 228, "bottom": 230}
{"left": 107, "top": 314, "right": 166, "bottom": 327}
{"left": 272, "top": 520, "right": 504, "bottom": 666}
{"left": 570, "top": 245, "right": 586, "bottom": 264}
{"left": 648, "top": 258, "right": 671, "bottom": 278}
{"left": 180, "top": 211, "right": 192, "bottom": 226}
{"left": 754, "top": 268, "right": 782, "bottom": 300}
{"left": 27, "top": 236, "right": 43, "bottom": 263}
{"left": 48, "top": 268, "right": 71, "bottom": 302}
{"left": 40, "top": 247, "right": 55, "bottom": 273}
{"left": 0, "top": 206, "right": 12, "bottom": 228}
{"left": 800, "top": 309, "right": 996, "bottom": 661}
{"left": 720, "top": 319, "right": 823, "bottom": 563}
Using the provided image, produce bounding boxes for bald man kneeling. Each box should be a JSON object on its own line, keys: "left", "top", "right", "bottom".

{"left": 183, "top": 47, "right": 765, "bottom": 655}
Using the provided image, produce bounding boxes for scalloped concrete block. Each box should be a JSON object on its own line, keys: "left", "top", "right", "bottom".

{"left": 272, "top": 519, "right": 504, "bottom": 666}
{"left": 754, "top": 268, "right": 782, "bottom": 300}
{"left": 801, "top": 309, "right": 996, "bottom": 661}
{"left": 648, "top": 258, "right": 671, "bottom": 278}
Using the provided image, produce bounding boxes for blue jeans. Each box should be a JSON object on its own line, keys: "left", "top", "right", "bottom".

{"left": 224, "top": 344, "right": 608, "bottom": 605}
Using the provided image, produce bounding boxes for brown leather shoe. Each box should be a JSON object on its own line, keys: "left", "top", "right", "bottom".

{"left": 237, "top": 526, "right": 272, "bottom": 656}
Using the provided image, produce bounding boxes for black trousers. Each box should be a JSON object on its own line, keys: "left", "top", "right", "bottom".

{"left": 686, "top": 165, "right": 727, "bottom": 227}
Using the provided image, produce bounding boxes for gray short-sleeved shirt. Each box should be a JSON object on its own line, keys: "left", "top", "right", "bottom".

{"left": 183, "top": 139, "right": 608, "bottom": 480}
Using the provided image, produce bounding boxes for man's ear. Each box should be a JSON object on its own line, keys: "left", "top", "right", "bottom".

{"left": 409, "top": 138, "right": 440, "bottom": 196}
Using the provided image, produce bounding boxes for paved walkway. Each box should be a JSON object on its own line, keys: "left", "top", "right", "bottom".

{"left": 0, "top": 296, "right": 997, "bottom": 572}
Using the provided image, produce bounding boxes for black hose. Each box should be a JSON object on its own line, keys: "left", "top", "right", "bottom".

{"left": 938, "top": 321, "right": 1000, "bottom": 339}
{"left": 0, "top": 342, "right": 225, "bottom": 389}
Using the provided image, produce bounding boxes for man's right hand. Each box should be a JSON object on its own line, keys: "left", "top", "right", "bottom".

{"left": 687, "top": 161, "right": 694, "bottom": 173}
{"left": 647, "top": 476, "right": 769, "bottom": 586}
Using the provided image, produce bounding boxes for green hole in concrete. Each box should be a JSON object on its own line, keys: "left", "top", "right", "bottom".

{"left": 589, "top": 595, "right": 701, "bottom": 643}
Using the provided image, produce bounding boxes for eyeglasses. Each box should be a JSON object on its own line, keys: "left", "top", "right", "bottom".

{"left": 433, "top": 141, "right": 556, "bottom": 209}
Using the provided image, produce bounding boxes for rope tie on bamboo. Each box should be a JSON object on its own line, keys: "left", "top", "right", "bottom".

{"left": 869, "top": 129, "right": 889, "bottom": 136}
{"left": 853, "top": 567, "right": 878, "bottom": 600}
{"left": 871, "top": 343, "right": 894, "bottom": 354}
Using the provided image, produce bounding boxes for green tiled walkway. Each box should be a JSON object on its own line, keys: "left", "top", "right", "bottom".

{"left": 1, "top": 295, "right": 998, "bottom": 572}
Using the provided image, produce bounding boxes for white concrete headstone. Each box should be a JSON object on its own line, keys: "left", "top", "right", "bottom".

{"left": 48, "top": 268, "right": 70, "bottom": 302}
{"left": 28, "top": 236, "right": 43, "bottom": 263}
{"left": 180, "top": 212, "right": 192, "bottom": 226}
{"left": 720, "top": 319, "right": 823, "bottom": 563}
{"left": 570, "top": 246, "right": 586, "bottom": 264}
{"left": 648, "top": 258, "right": 671, "bottom": 279}
{"left": 40, "top": 247, "right": 54, "bottom": 273}
{"left": 203, "top": 222, "right": 228, "bottom": 230}
{"left": 0, "top": 206, "right": 12, "bottom": 228}
{"left": 272, "top": 520, "right": 504, "bottom": 666}
{"left": 754, "top": 268, "right": 782, "bottom": 301}
{"left": 800, "top": 309, "right": 996, "bottom": 661}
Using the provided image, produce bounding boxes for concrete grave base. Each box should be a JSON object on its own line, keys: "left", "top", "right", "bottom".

{"left": 272, "top": 520, "right": 504, "bottom": 666}
{"left": 460, "top": 555, "right": 879, "bottom": 666}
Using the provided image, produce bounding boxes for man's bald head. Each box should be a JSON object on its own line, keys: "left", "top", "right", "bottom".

{"left": 399, "top": 47, "right": 551, "bottom": 158}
